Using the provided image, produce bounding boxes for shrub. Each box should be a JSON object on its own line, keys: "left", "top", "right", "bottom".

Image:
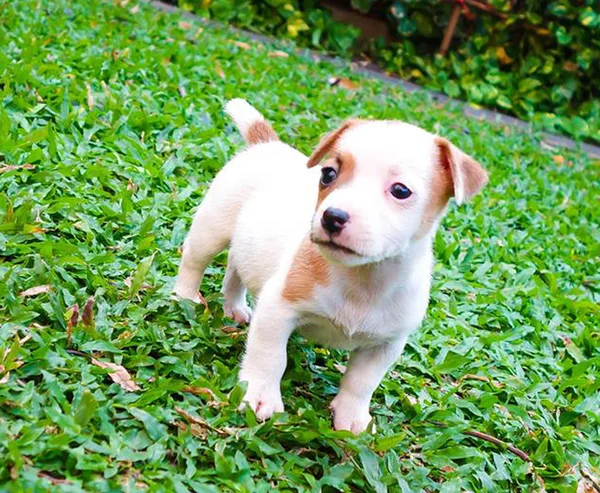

{"left": 178, "top": 0, "right": 600, "bottom": 143}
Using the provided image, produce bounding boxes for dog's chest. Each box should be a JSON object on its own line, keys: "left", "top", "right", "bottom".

{"left": 297, "top": 285, "right": 422, "bottom": 349}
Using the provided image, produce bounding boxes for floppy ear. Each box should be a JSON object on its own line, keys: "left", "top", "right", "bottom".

{"left": 435, "top": 137, "right": 488, "bottom": 205}
{"left": 307, "top": 119, "right": 361, "bottom": 168}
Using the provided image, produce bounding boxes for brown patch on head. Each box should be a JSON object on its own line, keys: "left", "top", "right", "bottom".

{"left": 417, "top": 138, "right": 488, "bottom": 237}
{"left": 417, "top": 151, "right": 453, "bottom": 238}
{"left": 245, "top": 121, "right": 279, "bottom": 145}
{"left": 316, "top": 152, "right": 356, "bottom": 208}
{"left": 307, "top": 119, "right": 361, "bottom": 168}
{"left": 282, "top": 237, "right": 330, "bottom": 303}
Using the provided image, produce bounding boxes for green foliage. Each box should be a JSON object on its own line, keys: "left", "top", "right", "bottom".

{"left": 1, "top": 0, "right": 599, "bottom": 491}
{"left": 179, "top": 0, "right": 362, "bottom": 53}
{"left": 180, "top": 0, "right": 600, "bottom": 143}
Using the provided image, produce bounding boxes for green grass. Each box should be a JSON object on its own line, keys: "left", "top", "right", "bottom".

{"left": 0, "top": 0, "right": 599, "bottom": 491}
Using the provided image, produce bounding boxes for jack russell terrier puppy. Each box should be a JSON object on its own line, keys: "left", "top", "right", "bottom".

{"left": 174, "top": 99, "right": 488, "bottom": 433}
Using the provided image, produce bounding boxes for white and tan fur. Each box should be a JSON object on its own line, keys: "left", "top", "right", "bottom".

{"left": 174, "top": 99, "right": 488, "bottom": 433}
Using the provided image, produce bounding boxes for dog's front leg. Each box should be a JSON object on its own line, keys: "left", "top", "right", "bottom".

{"left": 238, "top": 286, "right": 296, "bottom": 421}
{"left": 331, "top": 337, "right": 408, "bottom": 434}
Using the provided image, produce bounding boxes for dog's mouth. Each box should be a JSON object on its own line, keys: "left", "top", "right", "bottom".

{"left": 312, "top": 238, "right": 360, "bottom": 256}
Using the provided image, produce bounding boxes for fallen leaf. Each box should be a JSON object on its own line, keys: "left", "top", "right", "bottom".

{"left": 441, "top": 465, "right": 455, "bottom": 473}
{"left": 0, "top": 163, "right": 35, "bottom": 174}
{"left": 65, "top": 304, "right": 79, "bottom": 348}
{"left": 37, "top": 472, "right": 71, "bottom": 485}
{"left": 577, "top": 478, "right": 595, "bottom": 493}
{"left": 181, "top": 386, "right": 216, "bottom": 400}
{"left": 174, "top": 406, "right": 232, "bottom": 437}
{"left": 496, "top": 46, "right": 514, "bottom": 65}
{"left": 84, "top": 83, "right": 94, "bottom": 111}
{"left": 268, "top": 50, "right": 289, "bottom": 58}
{"left": 221, "top": 325, "right": 244, "bottom": 337}
{"left": 92, "top": 358, "right": 140, "bottom": 392}
{"left": 563, "top": 61, "right": 578, "bottom": 72}
{"left": 81, "top": 296, "right": 95, "bottom": 329}
{"left": 232, "top": 40, "right": 250, "bottom": 50}
{"left": 579, "top": 467, "right": 600, "bottom": 493}
{"left": 214, "top": 61, "right": 225, "bottom": 78}
{"left": 553, "top": 155, "right": 565, "bottom": 165}
{"left": 20, "top": 285, "right": 52, "bottom": 297}
{"left": 23, "top": 225, "right": 46, "bottom": 234}
{"left": 116, "top": 330, "right": 134, "bottom": 341}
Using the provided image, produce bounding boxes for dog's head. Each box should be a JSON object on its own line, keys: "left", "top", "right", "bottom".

{"left": 308, "top": 120, "right": 488, "bottom": 266}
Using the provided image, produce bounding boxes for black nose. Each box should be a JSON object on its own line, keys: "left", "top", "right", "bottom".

{"left": 321, "top": 207, "right": 350, "bottom": 235}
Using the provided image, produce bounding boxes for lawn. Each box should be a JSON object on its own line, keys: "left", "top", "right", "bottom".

{"left": 0, "top": 0, "right": 599, "bottom": 491}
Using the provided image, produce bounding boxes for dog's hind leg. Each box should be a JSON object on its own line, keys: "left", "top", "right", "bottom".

{"left": 174, "top": 202, "right": 231, "bottom": 303}
{"left": 222, "top": 252, "right": 252, "bottom": 324}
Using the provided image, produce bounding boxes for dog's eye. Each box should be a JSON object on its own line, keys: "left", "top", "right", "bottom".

{"left": 320, "top": 167, "right": 337, "bottom": 186}
{"left": 390, "top": 183, "right": 412, "bottom": 199}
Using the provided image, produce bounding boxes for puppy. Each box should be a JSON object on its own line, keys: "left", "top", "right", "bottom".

{"left": 174, "top": 99, "right": 488, "bottom": 433}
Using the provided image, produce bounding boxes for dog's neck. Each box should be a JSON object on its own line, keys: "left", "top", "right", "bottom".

{"left": 327, "top": 233, "right": 434, "bottom": 300}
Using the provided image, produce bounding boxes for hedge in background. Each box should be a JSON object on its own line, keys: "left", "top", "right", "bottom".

{"left": 178, "top": 0, "right": 600, "bottom": 144}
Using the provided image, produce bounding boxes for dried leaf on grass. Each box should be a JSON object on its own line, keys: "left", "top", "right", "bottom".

{"left": 92, "top": 359, "right": 140, "bottom": 392}
{"left": 20, "top": 285, "right": 52, "bottom": 297}
{"left": 86, "top": 82, "right": 94, "bottom": 110}
{"left": 174, "top": 406, "right": 233, "bottom": 437}
{"left": 577, "top": 478, "right": 596, "bottom": 493}
{"left": 65, "top": 304, "right": 79, "bottom": 347}
{"left": 0, "top": 163, "right": 35, "bottom": 173}
{"left": 221, "top": 325, "right": 244, "bottom": 337}
{"left": 232, "top": 40, "right": 250, "bottom": 50}
{"left": 214, "top": 61, "right": 225, "bottom": 79}
{"left": 181, "top": 386, "right": 216, "bottom": 399}
{"left": 81, "top": 295, "right": 95, "bottom": 328}
{"left": 268, "top": 50, "right": 289, "bottom": 58}
{"left": 37, "top": 472, "right": 71, "bottom": 485}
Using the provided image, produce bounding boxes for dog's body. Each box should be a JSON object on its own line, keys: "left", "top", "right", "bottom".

{"left": 175, "top": 99, "right": 488, "bottom": 433}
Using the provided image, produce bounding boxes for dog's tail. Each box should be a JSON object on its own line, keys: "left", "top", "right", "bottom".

{"left": 225, "top": 98, "right": 279, "bottom": 146}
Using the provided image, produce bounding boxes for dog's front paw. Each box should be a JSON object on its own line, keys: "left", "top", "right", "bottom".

{"left": 330, "top": 393, "right": 374, "bottom": 434}
{"left": 173, "top": 281, "right": 204, "bottom": 305}
{"left": 240, "top": 380, "right": 284, "bottom": 421}
{"left": 224, "top": 302, "right": 252, "bottom": 325}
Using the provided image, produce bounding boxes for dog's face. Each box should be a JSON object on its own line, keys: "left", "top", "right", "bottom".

{"left": 308, "top": 120, "right": 488, "bottom": 266}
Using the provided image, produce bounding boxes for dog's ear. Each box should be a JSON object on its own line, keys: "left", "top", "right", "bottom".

{"left": 307, "top": 119, "right": 361, "bottom": 168}
{"left": 435, "top": 137, "right": 488, "bottom": 204}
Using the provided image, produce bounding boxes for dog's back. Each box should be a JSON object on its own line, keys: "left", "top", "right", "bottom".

{"left": 174, "top": 100, "right": 312, "bottom": 301}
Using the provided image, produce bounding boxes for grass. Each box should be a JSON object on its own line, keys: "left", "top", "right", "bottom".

{"left": 0, "top": 0, "right": 599, "bottom": 491}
